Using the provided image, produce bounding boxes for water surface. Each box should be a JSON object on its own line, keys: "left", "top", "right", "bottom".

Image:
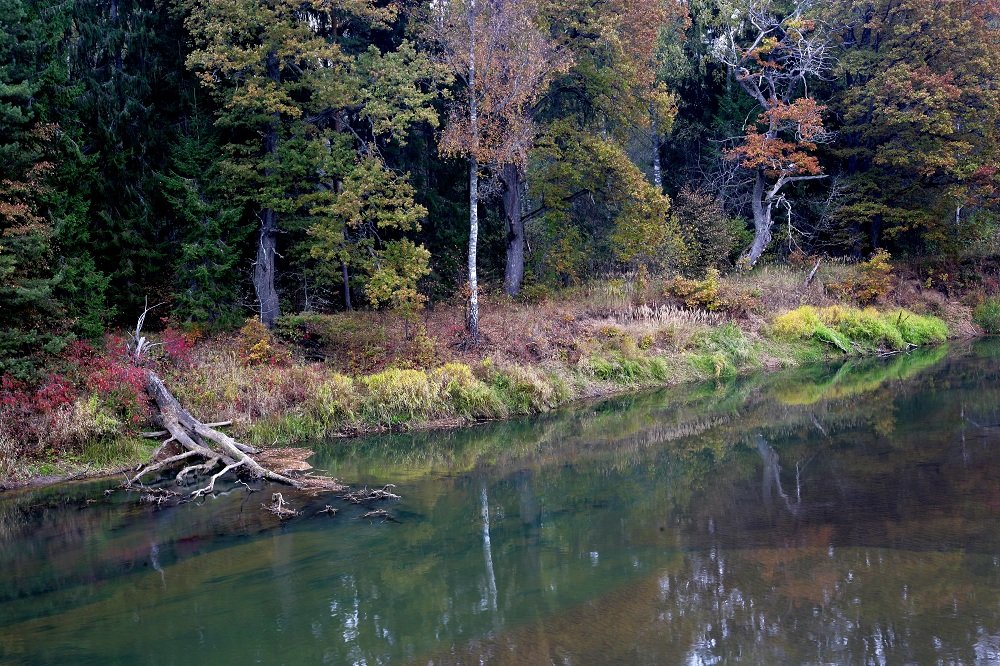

{"left": 1, "top": 342, "right": 999, "bottom": 664}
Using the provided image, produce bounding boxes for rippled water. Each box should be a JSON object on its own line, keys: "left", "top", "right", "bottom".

{"left": 1, "top": 342, "right": 999, "bottom": 664}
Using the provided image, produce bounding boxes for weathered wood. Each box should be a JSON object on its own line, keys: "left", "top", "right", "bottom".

{"left": 127, "top": 370, "right": 344, "bottom": 498}
{"left": 803, "top": 259, "right": 822, "bottom": 288}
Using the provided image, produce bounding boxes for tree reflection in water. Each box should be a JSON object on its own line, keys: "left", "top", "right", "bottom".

{"left": 0, "top": 342, "right": 999, "bottom": 665}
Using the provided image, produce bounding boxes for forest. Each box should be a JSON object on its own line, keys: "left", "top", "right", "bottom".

{"left": 1, "top": 0, "right": 998, "bottom": 482}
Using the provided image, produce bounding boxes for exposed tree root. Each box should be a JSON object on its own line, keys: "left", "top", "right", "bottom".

{"left": 120, "top": 305, "right": 346, "bottom": 502}
{"left": 125, "top": 370, "right": 344, "bottom": 498}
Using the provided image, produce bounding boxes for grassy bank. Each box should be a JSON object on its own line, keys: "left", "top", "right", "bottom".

{"left": 0, "top": 259, "right": 979, "bottom": 487}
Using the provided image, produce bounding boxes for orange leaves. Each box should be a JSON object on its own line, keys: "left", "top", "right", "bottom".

{"left": 727, "top": 99, "right": 827, "bottom": 178}
{"left": 763, "top": 98, "right": 827, "bottom": 141}
{"left": 727, "top": 132, "right": 819, "bottom": 177}
{"left": 435, "top": 0, "right": 572, "bottom": 168}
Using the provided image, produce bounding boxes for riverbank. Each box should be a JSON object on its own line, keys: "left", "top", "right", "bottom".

{"left": 0, "top": 259, "right": 987, "bottom": 489}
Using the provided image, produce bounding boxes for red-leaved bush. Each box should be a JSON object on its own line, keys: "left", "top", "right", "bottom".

{"left": 0, "top": 340, "right": 152, "bottom": 460}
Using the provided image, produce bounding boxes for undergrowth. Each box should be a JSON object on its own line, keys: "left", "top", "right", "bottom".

{"left": 974, "top": 298, "right": 1000, "bottom": 334}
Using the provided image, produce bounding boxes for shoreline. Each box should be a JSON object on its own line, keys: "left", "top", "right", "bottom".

{"left": 1, "top": 264, "right": 983, "bottom": 493}
{"left": 1, "top": 330, "right": 969, "bottom": 494}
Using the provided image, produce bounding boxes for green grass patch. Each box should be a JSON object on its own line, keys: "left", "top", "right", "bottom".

{"left": 589, "top": 353, "right": 670, "bottom": 385}
{"left": 771, "top": 305, "right": 947, "bottom": 353}
{"left": 689, "top": 324, "right": 760, "bottom": 379}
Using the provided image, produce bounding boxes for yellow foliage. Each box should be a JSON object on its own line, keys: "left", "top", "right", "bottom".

{"left": 663, "top": 269, "right": 722, "bottom": 311}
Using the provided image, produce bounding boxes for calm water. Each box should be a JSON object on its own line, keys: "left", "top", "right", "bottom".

{"left": 2, "top": 342, "right": 1000, "bottom": 664}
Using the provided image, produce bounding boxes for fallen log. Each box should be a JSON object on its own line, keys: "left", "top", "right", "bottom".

{"left": 123, "top": 304, "right": 344, "bottom": 499}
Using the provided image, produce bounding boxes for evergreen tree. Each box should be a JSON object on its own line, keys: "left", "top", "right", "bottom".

{"left": 158, "top": 116, "right": 249, "bottom": 326}
{"left": 0, "top": 0, "right": 71, "bottom": 377}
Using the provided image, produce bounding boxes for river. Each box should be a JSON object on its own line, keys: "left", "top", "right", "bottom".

{"left": 1, "top": 341, "right": 999, "bottom": 664}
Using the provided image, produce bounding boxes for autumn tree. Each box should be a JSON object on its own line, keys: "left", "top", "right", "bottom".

{"left": 530, "top": 121, "right": 686, "bottom": 282}
{"left": 512, "top": 0, "right": 687, "bottom": 284}
{"left": 822, "top": 0, "right": 1000, "bottom": 253}
{"left": 433, "top": 0, "right": 570, "bottom": 337}
{"left": 307, "top": 152, "right": 431, "bottom": 314}
{"left": 713, "top": 0, "right": 834, "bottom": 265}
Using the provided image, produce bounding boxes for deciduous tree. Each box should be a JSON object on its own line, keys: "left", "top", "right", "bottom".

{"left": 433, "top": 0, "right": 570, "bottom": 337}
{"left": 714, "top": 0, "right": 834, "bottom": 265}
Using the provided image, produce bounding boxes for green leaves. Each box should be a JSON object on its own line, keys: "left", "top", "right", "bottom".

{"left": 308, "top": 154, "right": 431, "bottom": 310}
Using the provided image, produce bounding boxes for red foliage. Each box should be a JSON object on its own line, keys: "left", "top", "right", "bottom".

{"left": 61, "top": 339, "right": 150, "bottom": 420}
{"left": 160, "top": 328, "right": 195, "bottom": 367}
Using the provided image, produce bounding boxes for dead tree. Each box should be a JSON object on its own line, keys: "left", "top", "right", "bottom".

{"left": 124, "top": 306, "right": 344, "bottom": 498}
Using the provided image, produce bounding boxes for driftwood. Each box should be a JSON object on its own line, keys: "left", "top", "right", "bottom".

{"left": 340, "top": 484, "right": 401, "bottom": 504}
{"left": 264, "top": 493, "right": 299, "bottom": 519}
{"left": 123, "top": 305, "right": 344, "bottom": 499}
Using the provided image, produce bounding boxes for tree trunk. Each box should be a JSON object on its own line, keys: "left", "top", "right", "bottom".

{"left": 341, "top": 258, "right": 353, "bottom": 311}
{"left": 468, "top": 156, "right": 480, "bottom": 338}
{"left": 651, "top": 108, "right": 663, "bottom": 191}
{"left": 744, "top": 169, "right": 773, "bottom": 266}
{"left": 255, "top": 51, "right": 282, "bottom": 328}
{"left": 501, "top": 163, "right": 525, "bottom": 297}
{"left": 256, "top": 207, "right": 280, "bottom": 327}
{"left": 466, "top": 0, "right": 480, "bottom": 340}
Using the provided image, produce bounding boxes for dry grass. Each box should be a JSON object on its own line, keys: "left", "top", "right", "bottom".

{"left": 3, "top": 257, "right": 977, "bottom": 486}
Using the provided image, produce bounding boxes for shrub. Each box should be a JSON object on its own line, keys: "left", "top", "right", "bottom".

{"left": 974, "top": 297, "right": 1000, "bottom": 334}
{"left": 672, "top": 186, "right": 745, "bottom": 273}
{"left": 829, "top": 249, "right": 894, "bottom": 304}
{"left": 237, "top": 318, "right": 278, "bottom": 365}
{"left": 663, "top": 268, "right": 722, "bottom": 311}
{"left": 276, "top": 312, "right": 387, "bottom": 372}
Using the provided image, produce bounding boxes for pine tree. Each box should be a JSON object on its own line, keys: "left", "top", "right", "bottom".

{"left": 0, "top": 1, "right": 71, "bottom": 377}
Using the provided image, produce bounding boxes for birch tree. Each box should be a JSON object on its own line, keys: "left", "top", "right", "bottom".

{"left": 433, "top": 0, "right": 570, "bottom": 338}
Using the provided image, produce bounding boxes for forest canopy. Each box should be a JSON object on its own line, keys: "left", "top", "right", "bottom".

{"left": 1, "top": 0, "right": 998, "bottom": 375}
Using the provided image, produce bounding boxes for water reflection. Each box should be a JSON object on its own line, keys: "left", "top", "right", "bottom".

{"left": 1, "top": 342, "right": 999, "bottom": 664}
